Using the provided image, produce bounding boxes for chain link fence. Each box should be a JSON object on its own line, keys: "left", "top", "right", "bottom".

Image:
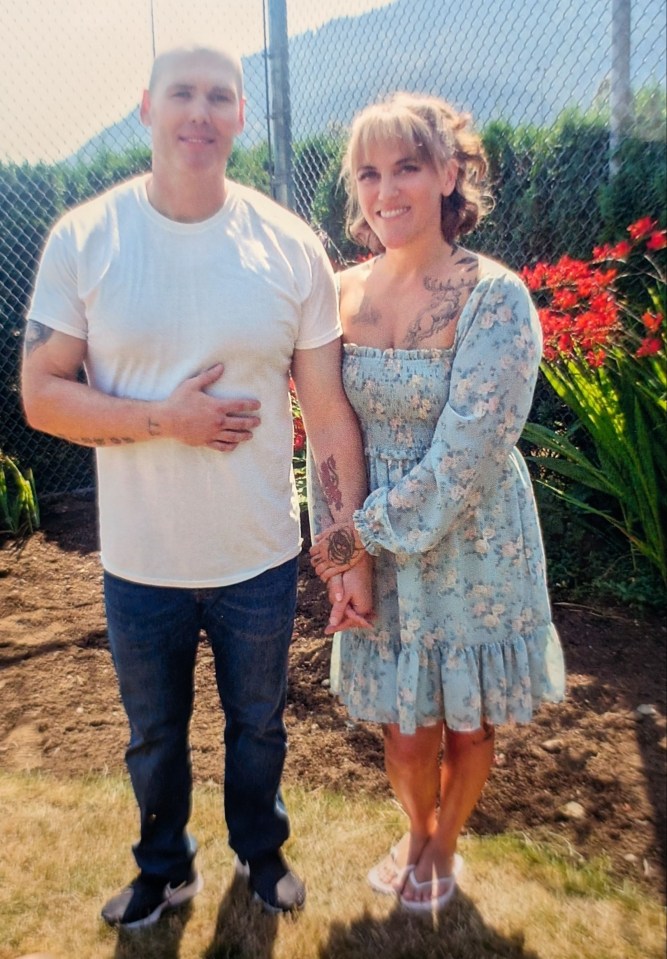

{"left": 1, "top": 0, "right": 665, "bottom": 497}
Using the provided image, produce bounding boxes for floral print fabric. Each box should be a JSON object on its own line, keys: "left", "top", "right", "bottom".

{"left": 308, "top": 256, "right": 565, "bottom": 734}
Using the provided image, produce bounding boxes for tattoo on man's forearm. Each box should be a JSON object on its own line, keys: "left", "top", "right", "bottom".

{"left": 56, "top": 433, "right": 135, "bottom": 447}
{"left": 24, "top": 321, "right": 55, "bottom": 356}
{"left": 148, "top": 417, "right": 162, "bottom": 436}
{"left": 320, "top": 455, "right": 343, "bottom": 512}
{"left": 327, "top": 526, "right": 356, "bottom": 565}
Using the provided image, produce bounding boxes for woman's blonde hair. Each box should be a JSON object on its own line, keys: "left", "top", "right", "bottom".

{"left": 342, "top": 92, "right": 491, "bottom": 252}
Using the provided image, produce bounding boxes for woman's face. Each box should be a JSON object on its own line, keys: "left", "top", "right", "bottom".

{"left": 353, "top": 136, "right": 456, "bottom": 250}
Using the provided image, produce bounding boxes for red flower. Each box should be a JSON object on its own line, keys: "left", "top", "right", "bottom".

{"left": 642, "top": 311, "right": 664, "bottom": 333}
{"left": 293, "top": 432, "right": 305, "bottom": 453}
{"left": 585, "top": 349, "right": 606, "bottom": 367}
{"left": 646, "top": 230, "right": 667, "bottom": 251}
{"left": 636, "top": 337, "right": 662, "bottom": 358}
{"left": 521, "top": 263, "right": 549, "bottom": 291}
{"left": 552, "top": 287, "right": 579, "bottom": 310}
{"left": 557, "top": 332, "right": 574, "bottom": 355}
{"left": 628, "top": 217, "right": 657, "bottom": 241}
{"left": 592, "top": 240, "right": 632, "bottom": 262}
{"left": 575, "top": 268, "right": 616, "bottom": 299}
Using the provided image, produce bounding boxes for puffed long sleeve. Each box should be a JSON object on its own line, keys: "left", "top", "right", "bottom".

{"left": 353, "top": 271, "right": 542, "bottom": 556}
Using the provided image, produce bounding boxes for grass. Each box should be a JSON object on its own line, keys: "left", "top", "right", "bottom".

{"left": 0, "top": 771, "right": 664, "bottom": 959}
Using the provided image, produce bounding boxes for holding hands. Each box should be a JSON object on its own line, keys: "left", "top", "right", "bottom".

{"left": 309, "top": 521, "right": 366, "bottom": 581}
{"left": 310, "top": 523, "right": 375, "bottom": 634}
{"left": 325, "top": 556, "right": 375, "bottom": 634}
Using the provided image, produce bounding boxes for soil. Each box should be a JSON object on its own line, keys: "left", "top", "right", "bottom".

{"left": 1, "top": 493, "right": 665, "bottom": 900}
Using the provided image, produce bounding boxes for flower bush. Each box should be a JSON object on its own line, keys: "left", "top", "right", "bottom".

{"left": 521, "top": 218, "right": 666, "bottom": 582}
{"left": 289, "top": 379, "right": 308, "bottom": 509}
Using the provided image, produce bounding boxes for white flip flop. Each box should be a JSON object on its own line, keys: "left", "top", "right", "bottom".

{"left": 367, "top": 843, "right": 415, "bottom": 895}
{"left": 399, "top": 853, "right": 464, "bottom": 912}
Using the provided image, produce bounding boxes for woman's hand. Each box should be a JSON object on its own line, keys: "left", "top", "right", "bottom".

{"left": 324, "top": 556, "right": 375, "bottom": 635}
{"left": 310, "top": 521, "right": 366, "bottom": 581}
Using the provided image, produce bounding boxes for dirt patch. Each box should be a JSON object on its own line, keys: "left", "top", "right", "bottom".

{"left": 1, "top": 494, "right": 665, "bottom": 898}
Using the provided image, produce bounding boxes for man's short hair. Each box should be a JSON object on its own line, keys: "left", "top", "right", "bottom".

{"left": 148, "top": 44, "right": 244, "bottom": 99}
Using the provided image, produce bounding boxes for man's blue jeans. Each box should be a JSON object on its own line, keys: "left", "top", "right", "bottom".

{"left": 104, "top": 557, "right": 298, "bottom": 883}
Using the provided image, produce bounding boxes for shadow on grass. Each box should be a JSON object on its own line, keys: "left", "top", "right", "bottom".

{"left": 106, "top": 875, "right": 280, "bottom": 959}
{"left": 318, "top": 890, "right": 542, "bottom": 959}
{"left": 111, "top": 901, "right": 193, "bottom": 959}
{"left": 203, "top": 872, "right": 279, "bottom": 959}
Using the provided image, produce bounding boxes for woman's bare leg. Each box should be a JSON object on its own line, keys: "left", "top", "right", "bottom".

{"left": 402, "top": 722, "right": 495, "bottom": 903}
{"left": 375, "top": 722, "right": 443, "bottom": 885}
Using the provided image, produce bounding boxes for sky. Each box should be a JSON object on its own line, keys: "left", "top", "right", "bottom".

{"left": 0, "top": 0, "right": 392, "bottom": 164}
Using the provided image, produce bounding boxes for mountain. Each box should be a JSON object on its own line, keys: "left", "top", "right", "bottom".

{"left": 73, "top": 0, "right": 666, "bottom": 162}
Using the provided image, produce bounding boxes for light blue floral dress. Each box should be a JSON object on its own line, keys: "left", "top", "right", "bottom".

{"left": 308, "top": 255, "right": 565, "bottom": 735}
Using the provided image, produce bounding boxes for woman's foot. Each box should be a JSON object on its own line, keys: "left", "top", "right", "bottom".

{"left": 399, "top": 839, "right": 463, "bottom": 908}
{"left": 367, "top": 832, "right": 429, "bottom": 895}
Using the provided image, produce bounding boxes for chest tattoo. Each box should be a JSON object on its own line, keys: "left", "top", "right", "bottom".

{"left": 351, "top": 295, "right": 381, "bottom": 327}
{"left": 403, "top": 255, "right": 477, "bottom": 349}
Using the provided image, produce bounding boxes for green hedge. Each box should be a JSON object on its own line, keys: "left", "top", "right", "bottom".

{"left": 1, "top": 93, "right": 665, "bottom": 499}
{"left": 309, "top": 91, "right": 667, "bottom": 268}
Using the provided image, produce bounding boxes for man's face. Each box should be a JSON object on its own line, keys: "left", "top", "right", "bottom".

{"left": 140, "top": 49, "right": 245, "bottom": 177}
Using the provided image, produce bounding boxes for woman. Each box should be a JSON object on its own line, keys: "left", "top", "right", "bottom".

{"left": 308, "top": 92, "right": 565, "bottom": 913}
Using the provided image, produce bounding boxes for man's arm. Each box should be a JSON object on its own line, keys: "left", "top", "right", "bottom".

{"left": 21, "top": 321, "right": 261, "bottom": 451}
{"left": 291, "top": 339, "right": 366, "bottom": 525}
{"left": 291, "top": 338, "right": 373, "bottom": 626}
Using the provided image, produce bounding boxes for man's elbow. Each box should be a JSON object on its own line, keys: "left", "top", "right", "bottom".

{"left": 22, "top": 398, "right": 45, "bottom": 433}
{"left": 21, "top": 381, "right": 52, "bottom": 434}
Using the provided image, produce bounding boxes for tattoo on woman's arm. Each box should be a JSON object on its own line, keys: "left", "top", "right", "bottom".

{"left": 319, "top": 454, "right": 344, "bottom": 512}
{"left": 24, "top": 321, "right": 55, "bottom": 357}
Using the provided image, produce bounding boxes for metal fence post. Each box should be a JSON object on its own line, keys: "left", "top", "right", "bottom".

{"left": 610, "top": 0, "right": 633, "bottom": 177}
{"left": 267, "top": 0, "right": 294, "bottom": 209}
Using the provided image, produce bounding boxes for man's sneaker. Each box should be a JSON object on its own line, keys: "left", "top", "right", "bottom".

{"left": 101, "top": 869, "right": 203, "bottom": 930}
{"left": 235, "top": 851, "right": 305, "bottom": 913}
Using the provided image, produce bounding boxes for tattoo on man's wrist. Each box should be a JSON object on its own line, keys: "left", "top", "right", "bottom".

{"left": 327, "top": 526, "right": 357, "bottom": 565}
{"left": 148, "top": 418, "right": 161, "bottom": 436}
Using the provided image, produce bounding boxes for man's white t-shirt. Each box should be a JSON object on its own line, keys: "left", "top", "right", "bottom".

{"left": 28, "top": 175, "right": 341, "bottom": 587}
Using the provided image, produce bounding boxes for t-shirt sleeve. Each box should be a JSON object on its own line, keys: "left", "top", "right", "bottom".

{"left": 27, "top": 221, "right": 88, "bottom": 340}
{"left": 294, "top": 242, "right": 342, "bottom": 350}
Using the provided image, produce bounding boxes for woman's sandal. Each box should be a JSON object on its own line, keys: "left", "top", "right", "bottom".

{"left": 399, "top": 853, "right": 464, "bottom": 913}
{"left": 367, "top": 843, "right": 415, "bottom": 895}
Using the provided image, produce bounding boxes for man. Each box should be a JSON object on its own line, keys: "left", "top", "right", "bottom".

{"left": 22, "top": 44, "right": 372, "bottom": 930}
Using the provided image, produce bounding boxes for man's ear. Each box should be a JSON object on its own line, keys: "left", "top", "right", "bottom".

{"left": 139, "top": 89, "right": 151, "bottom": 127}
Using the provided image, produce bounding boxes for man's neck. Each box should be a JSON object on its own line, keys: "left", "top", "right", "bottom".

{"left": 146, "top": 169, "right": 228, "bottom": 223}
